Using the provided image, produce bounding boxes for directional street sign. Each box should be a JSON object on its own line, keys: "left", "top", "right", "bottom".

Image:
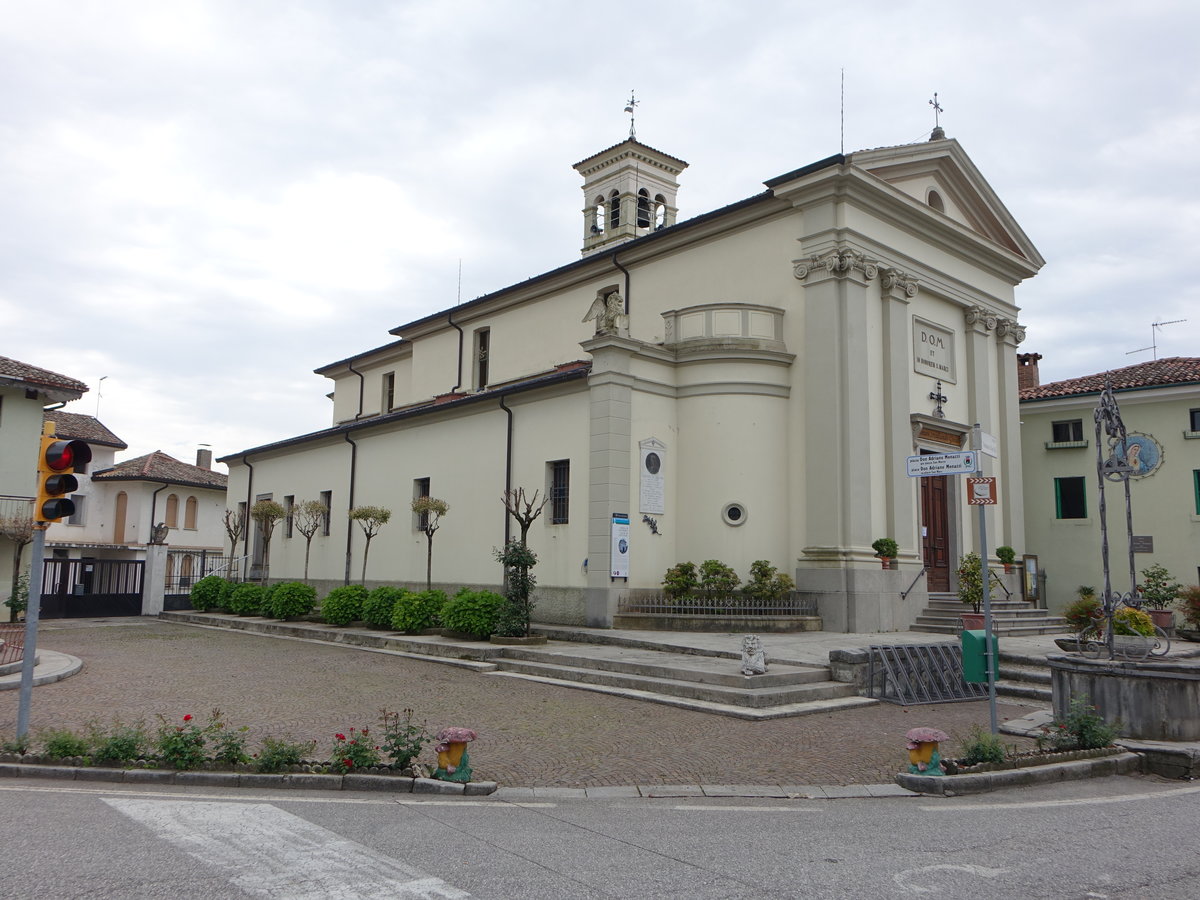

{"left": 966, "top": 476, "right": 998, "bottom": 505}
{"left": 905, "top": 451, "right": 977, "bottom": 477}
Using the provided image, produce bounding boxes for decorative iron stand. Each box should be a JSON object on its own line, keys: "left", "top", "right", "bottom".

{"left": 1085, "top": 376, "right": 1169, "bottom": 660}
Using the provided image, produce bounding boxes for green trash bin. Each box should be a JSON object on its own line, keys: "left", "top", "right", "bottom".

{"left": 961, "top": 629, "right": 998, "bottom": 683}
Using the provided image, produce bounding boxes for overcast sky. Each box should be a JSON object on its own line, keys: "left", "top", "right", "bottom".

{"left": 4, "top": 1, "right": 1197, "bottom": 471}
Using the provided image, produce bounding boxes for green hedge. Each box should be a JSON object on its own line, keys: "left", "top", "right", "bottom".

{"left": 190, "top": 575, "right": 229, "bottom": 611}
{"left": 268, "top": 582, "right": 316, "bottom": 619}
{"left": 226, "top": 582, "right": 266, "bottom": 616}
{"left": 363, "top": 587, "right": 408, "bottom": 628}
{"left": 321, "top": 585, "right": 368, "bottom": 626}
{"left": 440, "top": 588, "right": 507, "bottom": 638}
{"left": 391, "top": 589, "right": 446, "bottom": 633}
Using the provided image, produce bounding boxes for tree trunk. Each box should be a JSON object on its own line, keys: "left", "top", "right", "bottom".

{"left": 303, "top": 538, "right": 312, "bottom": 582}
{"left": 425, "top": 535, "right": 433, "bottom": 591}
{"left": 361, "top": 537, "right": 372, "bottom": 585}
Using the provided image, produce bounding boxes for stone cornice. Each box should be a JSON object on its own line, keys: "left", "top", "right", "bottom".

{"left": 964, "top": 305, "right": 1025, "bottom": 344}
{"left": 880, "top": 267, "right": 919, "bottom": 301}
{"left": 793, "top": 247, "right": 879, "bottom": 283}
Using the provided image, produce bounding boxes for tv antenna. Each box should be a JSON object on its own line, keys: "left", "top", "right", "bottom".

{"left": 1126, "top": 318, "right": 1186, "bottom": 360}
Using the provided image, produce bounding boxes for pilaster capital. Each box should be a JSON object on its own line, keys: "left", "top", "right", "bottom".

{"left": 793, "top": 247, "right": 878, "bottom": 283}
{"left": 880, "top": 267, "right": 919, "bottom": 301}
{"left": 995, "top": 317, "right": 1026, "bottom": 345}
{"left": 964, "top": 305, "right": 998, "bottom": 334}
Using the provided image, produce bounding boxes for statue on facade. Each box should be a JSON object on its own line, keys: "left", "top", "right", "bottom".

{"left": 583, "top": 290, "right": 626, "bottom": 336}
{"left": 740, "top": 634, "right": 767, "bottom": 676}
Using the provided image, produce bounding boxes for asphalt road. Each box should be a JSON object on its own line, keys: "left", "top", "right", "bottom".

{"left": 1, "top": 775, "right": 1197, "bottom": 898}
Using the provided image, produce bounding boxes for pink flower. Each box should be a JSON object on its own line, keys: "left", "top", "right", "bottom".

{"left": 183, "top": 715, "right": 193, "bottom": 722}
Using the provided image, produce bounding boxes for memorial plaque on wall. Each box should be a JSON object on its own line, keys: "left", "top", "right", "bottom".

{"left": 1132, "top": 535, "right": 1154, "bottom": 553}
{"left": 912, "top": 317, "right": 956, "bottom": 383}
{"left": 639, "top": 438, "right": 666, "bottom": 515}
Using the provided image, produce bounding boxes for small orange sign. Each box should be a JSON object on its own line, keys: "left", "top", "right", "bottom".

{"left": 966, "top": 477, "right": 997, "bottom": 505}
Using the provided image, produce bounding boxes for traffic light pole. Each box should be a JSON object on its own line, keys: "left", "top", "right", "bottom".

{"left": 16, "top": 524, "right": 46, "bottom": 738}
{"left": 973, "top": 422, "right": 999, "bottom": 735}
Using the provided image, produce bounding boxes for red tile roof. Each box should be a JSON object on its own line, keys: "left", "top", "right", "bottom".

{"left": 0, "top": 356, "right": 88, "bottom": 395}
{"left": 1020, "top": 357, "right": 1200, "bottom": 401}
{"left": 43, "top": 411, "right": 127, "bottom": 449}
{"left": 92, "top": 451, "right": 227, "bottom": 490}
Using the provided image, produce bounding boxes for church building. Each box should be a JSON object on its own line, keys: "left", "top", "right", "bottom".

{"left": 222, "top": 125, "right": 1043, "bottom": 632}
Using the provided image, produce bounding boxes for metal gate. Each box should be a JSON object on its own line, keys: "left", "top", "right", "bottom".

{"left": 40, "top": 559, "right": 145, "bottom": 618}
{"left": 866, "top": 642, "right": 988, "bottom": 705}
{"left": 164, "top": 551, "right": 241, "bottom": 610}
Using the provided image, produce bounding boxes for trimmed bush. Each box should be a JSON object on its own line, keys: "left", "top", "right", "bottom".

{"left": 268, "top": 582, "right": 316, "bottom": 619}
{"left": 363, "top": 587, "right": 407, "bottom": 628}
{"left": 190, "top": 575, "right": 229, "bottom": 611}
{"left": 440, "top": 588, "right": 508, "bottom": 638}
{"left": 226, "top": 582, "right": 266, "bottom": 616}
{"left": 391, "top": 589, "right": 446, "bottom": 633}
{"left": 321, "top": 585, "right": 368, "bottom": 626}
{"left": 1113, "top": 606, "right": 1154, "bottom": 637}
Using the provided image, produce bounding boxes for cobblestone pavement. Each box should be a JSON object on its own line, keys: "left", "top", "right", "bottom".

{"left": 0, "top": 619, "right": 1042, "bottom": 787}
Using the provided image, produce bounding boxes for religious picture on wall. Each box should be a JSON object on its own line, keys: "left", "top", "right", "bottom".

{"left": 1022, "top": 555, "right": 1039, "bottom": 603}
{"left": 639, "top": 438, "right": 666, "bottom": 515}
{"left": 1110, "top": 432, "right": 1163, "bottom": 478}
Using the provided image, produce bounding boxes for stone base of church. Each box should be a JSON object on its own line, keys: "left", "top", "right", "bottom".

{"left": 798, "top": 566, "right": 926, "bottom": 634}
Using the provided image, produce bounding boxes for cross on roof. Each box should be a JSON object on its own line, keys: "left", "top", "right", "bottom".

{"left": 623, "top": 90, "right": 639, "bottom": 140}
{"left": 929, "top": 92, "right": 943, "bottom": 128}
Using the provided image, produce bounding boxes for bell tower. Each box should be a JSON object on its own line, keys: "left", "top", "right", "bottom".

{"left": 573, "top": 138, "right": 688, "bottom": 257}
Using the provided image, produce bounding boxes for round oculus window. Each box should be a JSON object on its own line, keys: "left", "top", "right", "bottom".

{"left": 722, "top": 503, "right": 747, "bottom": 526}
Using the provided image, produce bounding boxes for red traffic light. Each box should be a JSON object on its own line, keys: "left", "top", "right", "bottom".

{"left": 36, "top": 436, "right": 92, "bottom": 524}
{"left": 45, "top": 440, "right": 90, "bottom": 471}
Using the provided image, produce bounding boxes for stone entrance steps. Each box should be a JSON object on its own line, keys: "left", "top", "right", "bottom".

{"left": 995, "top": 651, "right": 1053, "bottom": 703}
{"left": 910, "top": 593, "right": 1068, "bottom": 636}
{"left": 486, "top": 644, "right": 874, "bottom": 720}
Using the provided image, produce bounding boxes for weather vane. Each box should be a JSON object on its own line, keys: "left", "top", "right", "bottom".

{"left": 929, "top": 92, "right": 943, "bottom": 128}
{"left": 623, "top": 90, "right": 639, "bottom": 140}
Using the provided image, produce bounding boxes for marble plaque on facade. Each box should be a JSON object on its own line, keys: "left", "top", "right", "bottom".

{"left": 913, "top": 317, "right": 956, "bottom": 383}
{"left": 639, "top": 438, "right": 666, "bottom": 515}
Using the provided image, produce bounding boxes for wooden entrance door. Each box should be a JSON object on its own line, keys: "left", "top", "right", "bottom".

{"left": 921, "top": 474, "right": 951, "bottom": 591}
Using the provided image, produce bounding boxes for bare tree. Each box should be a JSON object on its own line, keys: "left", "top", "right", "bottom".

{"left": 250, "top": 500, "right": 286, "bottom": 583}
{"left": 501, "top": 487, "right": 547, "bottom": 547}
{"left": 223, "top": 508, "right": 246, "bottom": 559}
{"left": 349, "top": 505, "right": 391, "bottom": 584}
{"left": 293, "top": 499, "right": 330, "bottom": 581}
{"left": 411, "top": 496, "right": 449, "bottom": 590}
{"left": 0, "top": 513, "right": 33, "bottom": 622}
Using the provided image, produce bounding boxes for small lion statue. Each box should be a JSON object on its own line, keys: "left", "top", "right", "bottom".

{"left": 740, "top": 634, "right": 767, "bottom": 676}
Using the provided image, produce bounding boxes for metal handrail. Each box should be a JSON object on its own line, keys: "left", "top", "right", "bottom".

{"left": 900, "top": 566, "right": 928, "bottom": 600}
{"left": 987, "top": 567, "right": 1012, "bottom": 599}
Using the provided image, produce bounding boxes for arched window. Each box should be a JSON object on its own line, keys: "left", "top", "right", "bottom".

{"left": 654, "top": 194, "right": 667, "bottom": 228}
{"left": 165, "top": 494, "right": 179, "bottom": 528}
{"left": 609, "top": 190, "right": 620, "bottom": 229}
{"left": 184, "top": 496, "right": 198, "bottom": 530}
{"left": 181, "top": 554, "right": 194, "bottom": 586}
{"left": 927, "top": 190, "right": 945, "bottom": 213}
{"left": 165, "top": 554, "right": 174, "bottom": 582}
{"left": 592, "top": 196, "right": 605, "bottom": 233}
{"left": 636, "top": 189, "right": 651, "bottom": 228}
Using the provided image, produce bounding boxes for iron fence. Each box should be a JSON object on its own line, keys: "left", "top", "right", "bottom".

{"left": 0, "top": 623, "right": 23, "bottom": 665}
{"left": 618, "top": 590, "right": 818, "bottom": 617}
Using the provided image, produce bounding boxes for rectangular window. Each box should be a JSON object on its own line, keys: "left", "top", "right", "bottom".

{"left": 413, "top": 477, "right": 431, "bottom": 530}
{"left": 68, "top": 494, "right": 85, "bottom": 526}
{"left": 319, "top": 490, "right": 332, "bottom": 536}
{"left": 382, "top": 372, "right": 395, "bottom": 413}
{"left": 1190, "top": 409, "right": 1200, "bottom": 432}
{"left": 548, "top": 460, "right": 569, "bottom": 524}
{"left": 284, "top": 495, "right": 295, "bottom": 538}
{"left": 1052, "top": 420, "right": 1083, "bottom": 443}
{"left": 473, "top": 328, "right": 490, "bottom": 390}
{"left": 1055, "top": 476, "right": 1087, "bottom": 519}
{"left": 1194, "top": 470, "right": 1200, "bottom": 516}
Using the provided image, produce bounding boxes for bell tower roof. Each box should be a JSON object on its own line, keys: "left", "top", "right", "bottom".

{"left": 573, "top": 138, "right": 688, "bottom": 257}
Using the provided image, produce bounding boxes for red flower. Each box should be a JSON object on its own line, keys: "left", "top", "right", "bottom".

{"left": 183, "top": 714, "right": 193, "bottom": 722}
{"left": 335, "top": 733, "right": 346, "bottom": 741}
{"left": 343, "top": 758, "right": 354, "bottom": 768}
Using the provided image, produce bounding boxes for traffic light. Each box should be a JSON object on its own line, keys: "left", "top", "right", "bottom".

{"left": 35, "top": 432, "right": 92, "bottom": 523}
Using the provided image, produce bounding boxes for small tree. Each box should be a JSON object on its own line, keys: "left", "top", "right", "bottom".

{"left": 411, "top": 496, "right": 448, "bottom": 590}
{"left": 495, "top": 539, "right": 538, "bottom": 637}
{"left": 223, "top": 508, "right": 246, "bottom": 560}
{"left": 293, "top": 499, "right": 329, "bottom": 581}
{"left": 0, "top": 513, "right": 34, "bottom": 622}
{"left": 501, "top": 487, "right": 547, "bottom": 547}
{"left": 250, "top": 500, "right": 286, "bottom": 584}
{"left": 349, "top": 505, "right": 391, "bottom": 584}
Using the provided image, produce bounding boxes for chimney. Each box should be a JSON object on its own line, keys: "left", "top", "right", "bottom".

{"left": 1017, "top": 353, "right": 1042, "bottom": 391}
{"left": 196, "top": 448, "right": 213, "bottom": 470}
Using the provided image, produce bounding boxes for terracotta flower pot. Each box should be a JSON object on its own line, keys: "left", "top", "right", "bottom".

{"left": 961, "top": 612, "right": 985, "bottom": 630}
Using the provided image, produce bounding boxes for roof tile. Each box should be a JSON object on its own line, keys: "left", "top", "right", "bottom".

{"left": 0, "top": 356, "right": 88, "bottom": 394}
{"left": 1020, "top": 357, "right": 1200, "bottom": 401}
{"left": 43, "top": 411, "right": 127, "bottom": 449}
{"left": 92, "top": 451, "right": 227, "bottom": 490}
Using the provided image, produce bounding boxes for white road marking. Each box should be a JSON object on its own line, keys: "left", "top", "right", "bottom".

{"left": 920, "top": 782, "right": 1200, "bottom": 812}
{"left": 0, "top": 784, "right": 553, "bottom": 807}
{"left": 893, "top": 863, "right": 1007, "bottom": 894}
{"left": 667, "top": 804, "right": 822, "bottom": 812}
{"left": 104, "top": 798, "right": 472, "bottom": 899}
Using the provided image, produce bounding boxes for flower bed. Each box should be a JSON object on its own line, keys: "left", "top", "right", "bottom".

{"left": 942, "top": 746, "right": 1122, "bottom": 775}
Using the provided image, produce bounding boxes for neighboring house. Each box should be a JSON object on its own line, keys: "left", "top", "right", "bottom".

{"left": 1019, "top": 355, "right": 1200, "bottom": 613}
{"left": 222, "top": 127, "right": 1043, "bottom": 632}
{"left": 0, "top": 356, "right": 88, "bottom": 610}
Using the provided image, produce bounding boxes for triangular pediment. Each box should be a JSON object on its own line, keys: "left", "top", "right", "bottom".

{"left": 848, "top": 138, "right": 1044, "bottom": 268}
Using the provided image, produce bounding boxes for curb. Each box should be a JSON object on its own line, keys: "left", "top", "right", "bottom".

{"left": 0, "top": 651, "right": 83, "bottom": 691}
{"left": 894, "top": 751, "right": 1142, "bottom": 795}
{"left": 0, "top": 763, "right": 497, "bottom": 795}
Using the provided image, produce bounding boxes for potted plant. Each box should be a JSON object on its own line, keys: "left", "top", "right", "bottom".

{"left": 1138, "top": 563, "right": 1181, "bottom": 632}
{"left": 872, "top": 538, "right": 899, "bottom": 570}
{"left": 1058, "top": 592, "right": 1102, "bottom": 651}
{"left": 956, "top": 552, "right": 985, "bottom": 630}
{"left": 996, "top": 546, "right": 1016, "bottom": 574}
{"left": 1176, "top": 585, "right": 1200, "bottom": 642}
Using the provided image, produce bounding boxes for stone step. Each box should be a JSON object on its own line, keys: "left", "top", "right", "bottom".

{"left": 485, "top": 670, "right": 880, "bottom": 721}
{"left": 495, "top": 645, "right": 829, "bottom": 688}
{"left": 909, "top": 618, "right": 1069, "bottom": 636}
{"left": 490, "top": 657, "right": 857, "bottom": 708}
{"left": 923, "top": 600, "right": 1047, "bottom": 615}
{"left": 998, "top": 663, "right": 1052, "bottom": 685}
{"left": 995, "top": 679, "right": 1053, "bottom": 702}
